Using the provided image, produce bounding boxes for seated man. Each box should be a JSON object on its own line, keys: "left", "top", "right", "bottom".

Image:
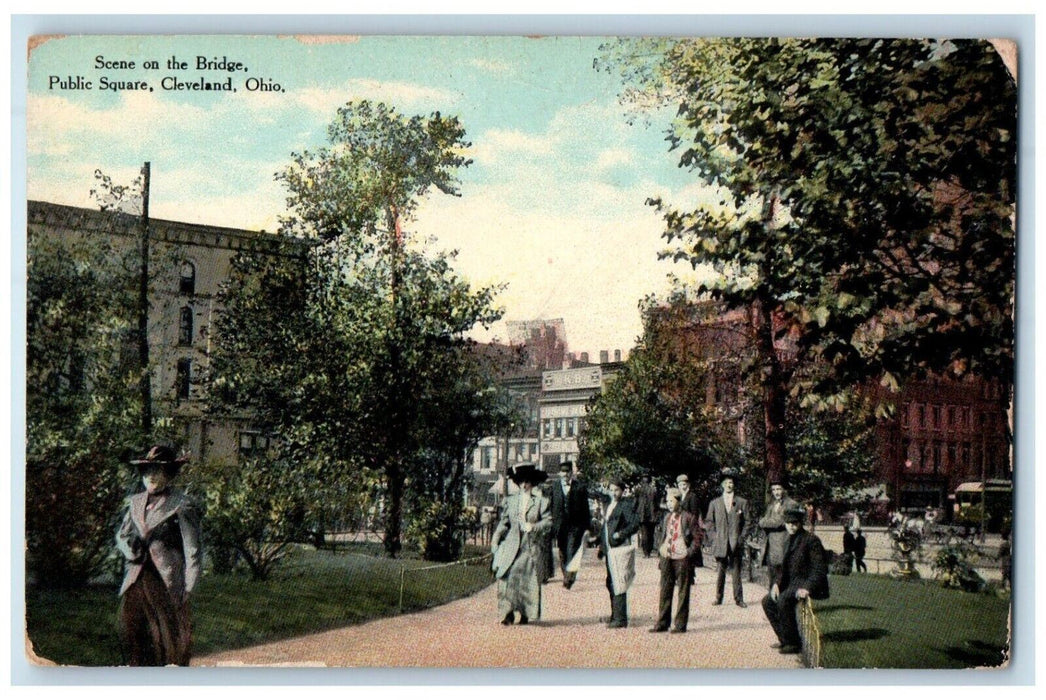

{"left": 761, "top": 507, "right": 829, "bottom": 655}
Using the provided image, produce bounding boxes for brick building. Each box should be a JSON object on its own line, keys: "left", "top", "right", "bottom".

{"left": 643, "top": 298, "right": 1011, "bottom": 517}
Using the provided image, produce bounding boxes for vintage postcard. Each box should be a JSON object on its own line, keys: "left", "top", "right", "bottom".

{"left": 22, "top": 31, "right": 1017, "bottom": 673}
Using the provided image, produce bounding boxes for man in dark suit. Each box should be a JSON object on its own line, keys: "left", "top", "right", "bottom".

{"left": 761, "top": 506, "right": 829, "bottom": 654}
{"left": 706, "top": 470, "right": 749, "bottom": 607}
{"left": 842, "top": 524, "right": 857, "bottom": 573}
{"left": 635, "top": 475, "right": 659, "bottom": 558}
{"left": 758, "top": 477, "right": 800, "bottom": 588}
{"left": 649, "top": 488, "right": 700, "bottom": 634}
{"left": 676, "top": 473, "right": 704, "bottom": 571}
{"left": 596, "top": 479, "right": 641, "bottom": 628}
{"left": 549, "top": 461, "right": 591, "bottom": 589}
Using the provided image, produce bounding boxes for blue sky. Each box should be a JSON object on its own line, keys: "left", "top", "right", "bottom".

{"left": 27, "top": 34, "right": 714, "bottom": 358}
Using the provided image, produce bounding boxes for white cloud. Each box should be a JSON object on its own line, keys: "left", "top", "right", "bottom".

{"left": 469, "top": 128, "right": 556, "bottom": 167}
{"left": 413, "top": 184, "right": 690, "bottom": 356}
{"left": 292, "top": 79, "right": 460, "bottom": 115}
{"left": 594, "top": 147, "right": 632, "bottom": 171}
{"left": 468, "top": 58, "right": 513, "bottom": 75}
{"left": 27, "top": 92, "right": 209, "bottom": 157}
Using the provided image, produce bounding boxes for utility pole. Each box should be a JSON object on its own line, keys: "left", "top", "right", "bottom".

{"left": 138, "top": 162, "right": 152, "bottom": 441}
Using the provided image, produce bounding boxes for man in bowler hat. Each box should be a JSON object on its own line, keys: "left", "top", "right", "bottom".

{"left": 705, "top": 469, "right": 749, "bottom": 606}
{"left": 758, "top": 477, "right": 799, "bottom": 588}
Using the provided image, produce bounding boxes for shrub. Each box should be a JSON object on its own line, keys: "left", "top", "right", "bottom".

{"left": 932, "top": 543, "right": 986, "bottom": 593}
{"left": 405, "top": 500, "right": 472, "bottom": 562}
{"left": 829, "top": 551, "right": 853, "bottom": 575}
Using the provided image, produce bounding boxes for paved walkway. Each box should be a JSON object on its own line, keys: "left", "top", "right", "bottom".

{"left": 194, "top": 550, "right": 800, "bottom": 669}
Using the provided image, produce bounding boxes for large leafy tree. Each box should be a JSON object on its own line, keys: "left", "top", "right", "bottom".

{"left": 598, "top": 39, "right": 1016, "bottom": 484}
{"left": 580, "top": 295, "right": 751, "bottom": 497}
{"left": 211, "top": 100, "right": 501, "bottom": 560}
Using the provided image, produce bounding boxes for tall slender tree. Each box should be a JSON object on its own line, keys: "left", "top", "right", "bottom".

{"left": 266, "top": 100, "right": 492, "bottom": 557}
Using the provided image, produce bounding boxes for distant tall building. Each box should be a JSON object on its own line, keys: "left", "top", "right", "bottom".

{"left": 505, "top": 318, "right": 569, "bottom": 371}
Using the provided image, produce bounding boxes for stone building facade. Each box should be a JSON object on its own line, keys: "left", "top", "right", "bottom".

{"left": 28, "top": 199, "right": 302, "bottom": 466}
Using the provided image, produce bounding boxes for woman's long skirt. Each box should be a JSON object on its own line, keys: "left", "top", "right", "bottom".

{"left": 498, "top": 538, "right": 542, "bottom": 620}
{"left": 118, "top": 561, "right": 192, "bottom": 666}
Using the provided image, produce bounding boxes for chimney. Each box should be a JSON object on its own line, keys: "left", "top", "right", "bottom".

{"left": 580, "top": 352, "right": 589, "bottom": 364}
{"left": 614, "top": 349, "right": 621, "bottom": 362}
{"left": 599, "top": 350, "right": 609, "bottom": 364}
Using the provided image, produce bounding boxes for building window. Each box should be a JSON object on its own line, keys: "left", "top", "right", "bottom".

{"left": 566, "top": 418, "right": 576, "bottom": 438}
{"left": 176, "top": 358, "right": 191, "bottom": 400}
{"left": 554, "top": 418, "right": 564, "bottom": 438}
{"left": 180, "top": 261, "right": 196, "bottom": 295}
{"left": 239, "top": 431, "right": 271, "bottom": 458}
{"left": 178, "top": 306, "right": 194, "bottom": 346}
{"left": 543, "top": 419, "right": 553, "bottom": 438}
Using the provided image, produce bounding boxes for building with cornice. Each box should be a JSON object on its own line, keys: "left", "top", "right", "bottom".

{"left": 28, "top": 199, "right": 304, "bottom": 466}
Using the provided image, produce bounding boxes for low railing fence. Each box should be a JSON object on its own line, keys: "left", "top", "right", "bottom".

{"left": 397, "top": 552, "right": 493, "bottom": 613}
{"left": 797, "top": 597, "right": 823, "bottom": 668}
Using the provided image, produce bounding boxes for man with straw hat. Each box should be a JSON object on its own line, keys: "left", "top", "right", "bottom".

{"left": 649, "top": 486, "right": 700, "bottom": 634}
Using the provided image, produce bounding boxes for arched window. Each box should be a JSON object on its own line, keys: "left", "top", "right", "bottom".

{"left": 178, "top": 306, "right": 194, "bottom": 346}
{"left": 180, "top": 261, "right": 196, "bottom": 295}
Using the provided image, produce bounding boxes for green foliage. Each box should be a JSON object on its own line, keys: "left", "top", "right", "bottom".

{"left": 932, "top": 543, "right": 987, "bottom": 593}
{"left": 277, "top": 99, "right": 471, "bottom": 245}
{"left": 598, "top": 38, "right": 1016, "bottom": 481}
{"left": 26, "top": 228, "right": 143, "bottom": 586}
{"left": 579, "top": 298, "right": 749, "bottom": 491}
{"left": 207, "top": 101, "right": 505, "bottom": 561}
{"left": 784, "top": 393, "right": 878, "bottom": 507}
{"left": 404, "top": 500, "right": 469, "bottom": 562}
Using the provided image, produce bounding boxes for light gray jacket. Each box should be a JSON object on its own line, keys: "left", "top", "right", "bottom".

{"left": 115, "top": 487, "right": 202, "bottom": 601}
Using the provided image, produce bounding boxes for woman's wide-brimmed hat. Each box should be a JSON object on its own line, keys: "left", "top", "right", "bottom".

{"left": 508, "top": 462, "right": 548, "bottom": 486}
{"left": 783, "top": 507, "right": 807, "bottom": 524}
{"left": 131, "top": 444, "right": 188, "bottom": 475}
{"left": 719, "top": 468, "right": 740, "bottom": 482}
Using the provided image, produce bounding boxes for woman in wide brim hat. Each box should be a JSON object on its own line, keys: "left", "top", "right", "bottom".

{"left": 115, "top": 445, "right": 202, "bottom": 666}
{"left": 491, "top": 463, "right": 552, "bottom": 625}
{"left": 130, "top": 444, "right": 188, "bottom": 470}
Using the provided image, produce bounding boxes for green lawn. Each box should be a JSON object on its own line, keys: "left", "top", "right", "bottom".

{"left": 25, "top": 545, "right": 493, "bottom": 667}
{"left": 814, "top": 574, "right": 1011, "bottom": 669}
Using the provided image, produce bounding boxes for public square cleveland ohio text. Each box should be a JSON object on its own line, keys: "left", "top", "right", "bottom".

{"left": 47, "top": 54, "right": 286, "bottom": 94}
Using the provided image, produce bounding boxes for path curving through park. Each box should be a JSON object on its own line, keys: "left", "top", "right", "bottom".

{"left": 194, "top": 550, "right": 801, "bottom": 669}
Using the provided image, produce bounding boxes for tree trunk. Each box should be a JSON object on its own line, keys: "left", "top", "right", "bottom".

{"left": 753, "top": 297, "right": 788, "bottom": 486}
{"left": 385, "top": 462, "right": 403, "bottom": 557}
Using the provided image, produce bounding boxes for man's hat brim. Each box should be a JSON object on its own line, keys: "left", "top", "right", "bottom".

{"left": 509, "top": 463, "right": 548, "bottom": 485}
